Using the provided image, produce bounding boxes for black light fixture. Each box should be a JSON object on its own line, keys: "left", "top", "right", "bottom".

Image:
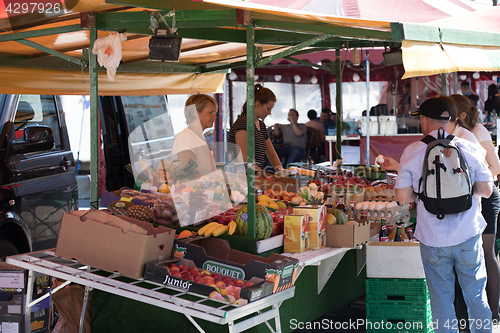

{"left": 148, "top": 28, "right": 182, "bottom": 62}
{"left": 383, "top": 47, "right": 403, "bottom": 67}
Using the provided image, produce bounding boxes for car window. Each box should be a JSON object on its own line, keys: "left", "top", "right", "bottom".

{"left": 15, "top": 95, "right": 62, "bottom": 150}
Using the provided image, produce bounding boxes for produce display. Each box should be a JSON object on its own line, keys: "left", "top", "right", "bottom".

{"left": 162, "top": 261, "right": 251, "bottom": 306}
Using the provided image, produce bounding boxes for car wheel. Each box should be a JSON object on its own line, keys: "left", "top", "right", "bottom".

{"left": 0, "top": 240, "right": 20, "bottom": 262}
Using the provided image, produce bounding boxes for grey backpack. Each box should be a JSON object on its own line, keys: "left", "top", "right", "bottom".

{"left": 418, "top": 129, "right": 473, "bottom": 220}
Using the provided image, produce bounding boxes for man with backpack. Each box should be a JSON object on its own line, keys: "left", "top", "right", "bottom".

{"left": 395, "top": 96, "right": 493, "bottom": 333}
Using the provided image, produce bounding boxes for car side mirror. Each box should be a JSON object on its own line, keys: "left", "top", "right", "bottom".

{"left": 12, "top": 125, "right": 55, "bottom": 154}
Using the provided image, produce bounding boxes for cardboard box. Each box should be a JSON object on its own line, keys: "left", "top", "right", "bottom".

{"left": 0, "top": 263, "right": 51, "bottom": 315}
{"left": 366, "top": 241, "right": 424, "bottom": 278}
{"left": 144, "top": 257, "right": 274, "bottom": 303}
{"left": 172, "top": 237, "right": 299, "bottom": 294}
{"left": 0, "top": 307, "right": 50, "bottom": 333}
{"left": 284, "top": 215, "right": 310, "bottom": 253}
{"left": 254, "top": 172, "right": 301, "bottom": 193}
{"left": 100, "top": 188, "right": 153, "bottom": 208}
{"left": 370, "top": 221, "right": 381, "bottom": 238}
{"left": 326, "top": 221, "right": 370, "bottom": 248}
{"left": 56, "top": 212, "right": 175, "bottom": 279}
{"left": 292, "top": 206, "right": 327, "bottom": 250}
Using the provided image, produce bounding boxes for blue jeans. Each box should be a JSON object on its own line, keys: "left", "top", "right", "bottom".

{"left": 420, "top": 234, "right": 492, "bottom": 333}
{"left": 275, "top": 146, "right": 306, "bottom": 166}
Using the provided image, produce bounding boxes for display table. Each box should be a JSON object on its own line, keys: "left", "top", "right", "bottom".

{"left": 6, "top": 250, "right": 295, "bottom": 333}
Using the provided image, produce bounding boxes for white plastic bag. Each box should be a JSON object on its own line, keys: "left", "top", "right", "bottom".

{"left": 92, "top": 32, "right": 127, "bottom": 82}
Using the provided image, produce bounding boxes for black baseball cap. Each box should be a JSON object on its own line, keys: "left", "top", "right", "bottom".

{"left": 410, "top": 97, "right": 451, "bottom": 120}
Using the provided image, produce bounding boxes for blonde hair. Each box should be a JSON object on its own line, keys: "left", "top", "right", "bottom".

{"left": 184, "top": 93, "right": 217, "bottom": 125}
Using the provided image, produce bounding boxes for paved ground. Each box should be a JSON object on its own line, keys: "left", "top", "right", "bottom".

{"left": 293, "top": 296, "right": 366, "bottom": 333}
{"left": 292, "top": 295, "right": 500, "bottom": 333}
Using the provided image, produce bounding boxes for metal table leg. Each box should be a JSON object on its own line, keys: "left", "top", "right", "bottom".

{"left": 24, "top": 269, "right": 34, "bottom": 333}
{"left": 78, "top": 285, "right": 91, "bottom": 333}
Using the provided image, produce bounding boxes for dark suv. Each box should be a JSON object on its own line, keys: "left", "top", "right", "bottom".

{"left": 0, "top": 94, "right": 78, "bottom": 259}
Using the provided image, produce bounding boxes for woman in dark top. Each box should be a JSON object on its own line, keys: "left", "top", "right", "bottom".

{"left": 228, "top": 84, "right": 283, "bottom": 172}
{"left": 484, "top": 83, "right": 500, "bottom": 122}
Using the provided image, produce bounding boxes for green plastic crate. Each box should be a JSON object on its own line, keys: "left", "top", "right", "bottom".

{"left": 366, "top": 302, "right": 433, "bottom": 333}
{"left": 366, "top": 300, "right": 432, "bottom": 321}
{"left": 366, "top": 278, "right": 429, "bottom": 303}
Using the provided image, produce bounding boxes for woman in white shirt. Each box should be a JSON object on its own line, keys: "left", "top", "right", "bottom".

{"left": 172, "top": 94, "right": 217, "bottom": 177}
{"left": 452, "top": 93, "right": 500, "bottom": 321}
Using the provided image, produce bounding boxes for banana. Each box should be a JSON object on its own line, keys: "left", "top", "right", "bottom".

{"left": 203, "top": 223, "right": 222, "bottom": 237}
{"left": 212, "top": 225, "right": 229, "bottom": 237}
{"left": 198, "top": 222, "right": 219, "bottom": 235}
{"left": 228, "top": 221, "right": 237, "bottom": 235}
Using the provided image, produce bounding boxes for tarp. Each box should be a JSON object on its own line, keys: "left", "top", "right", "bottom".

{"left": 0, "top": 67, "right": 226, "bottom": 95}
{"left": 401, "top": 5, "right": 500, "bottom": 78}
{"left": 402, "top": 40, "right": 500, "bottom": 79}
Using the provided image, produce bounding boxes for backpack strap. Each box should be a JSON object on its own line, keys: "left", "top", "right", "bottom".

{"left": 421, "top": 135, "right": 435, "bottom": 145}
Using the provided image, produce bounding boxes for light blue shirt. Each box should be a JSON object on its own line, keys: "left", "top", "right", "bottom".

{"left": 395, "top": 129, "right": 492, "bottom": 247}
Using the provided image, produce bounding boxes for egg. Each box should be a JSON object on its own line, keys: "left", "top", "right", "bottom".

{"left": 368, "top": 202, "right": 377, "bottom": 210}
{"left": 376, "top": 154, "right": 385, "bottom": 164}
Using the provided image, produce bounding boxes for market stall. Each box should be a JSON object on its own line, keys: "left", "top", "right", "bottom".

{"left": 2, "top": 1, "right": 500, "bottom": 333}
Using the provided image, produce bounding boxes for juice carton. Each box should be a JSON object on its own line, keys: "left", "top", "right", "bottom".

{"left": 292, "top": 205, "right": 327, "bottom": 250}
{"left": 284, "top": 215, "right": 310, "bottom": 253}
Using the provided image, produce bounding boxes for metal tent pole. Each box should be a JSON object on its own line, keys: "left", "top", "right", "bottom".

{"left": 335, "top": 49, "right": 342, "bottom": 161}
{"left": 246, "top": 22, "right": 256, "bottom": 238}
{"left": 89, "top": 25, "right": 99, "bottom": 208}
{"left": 365, "top": 50, "right": 370, "bottom": 165}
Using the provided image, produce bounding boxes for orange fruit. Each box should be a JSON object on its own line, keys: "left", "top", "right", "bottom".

{"left": 178, "top": 230, "right": 193, "bottom": 239}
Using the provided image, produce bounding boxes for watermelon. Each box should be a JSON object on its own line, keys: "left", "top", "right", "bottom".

{"left": 234, "top": 204, "right": 273, "bottom": 240}
{"left": 330, "top": 208, "right": 348, "bottom": 225}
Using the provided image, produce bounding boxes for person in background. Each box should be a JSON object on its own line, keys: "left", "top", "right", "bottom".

{"left": 404, "top": 82, "right": 411, "bottom": 113}
{"left": 273, "top": 109, "right": 307, "bottom": 165}
{"left": 320, "top": 107, "right": 335, "bottom": 135}
{"left": 305, "top": 109, "right": 325, "bottom": 140}
{"left": 171, "top": 93, "right": 217, "bottom": 177}
{"left": 228, "top": 83, "right": 284, "bottom": 173}
{"left": 452, "top": 93, "right": 500, "bottom": 321}
{"left": 461, "top": 81, "right": 480, "bottom": 106}
{"left": 483, "top": 84, "right": 500, "bottom": 123}
{"left": 306, "top": 109, "right": 325, "bottom": 159}
{"left": 394, "top": 96, "right": 493, "bottom": 333}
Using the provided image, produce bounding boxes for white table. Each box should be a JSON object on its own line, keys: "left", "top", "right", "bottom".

{"left": 325, "top": 135, "right": 360, "bottom": 166}
{"left": 6, "top": 250, "right": 295, "bottom": 333}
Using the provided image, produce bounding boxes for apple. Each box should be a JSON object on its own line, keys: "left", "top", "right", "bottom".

{"left": 178, "top": 264, "right": 189, "bottom": 272}
{"left": 189, "top": 267, "right": 200, "bottom": 275}
{"left": 171, "top": 271, "right": 182, "bottom": 278}
{"left": 169, "top": 265, "right": 180, "bottom": 272}
{"left": 203, "top": 276, "right": 214, "bottom": 283}
{"left": 183, "top": 275, "right": 194, "bottom": 282}
{"left": 215, "top": 280, "right": 226, "bottom": 288}
{"left": 200, "top": 270, "right": 211, "bottom": 276}
{"left": 233, "top": 279, "right": 245, "bottom": 287}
